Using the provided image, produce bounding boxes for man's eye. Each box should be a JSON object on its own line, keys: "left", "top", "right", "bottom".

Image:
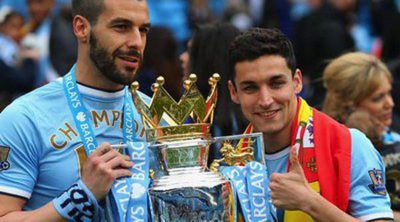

{"left": 114, "top": 24, "right": 129, "bottom": 31}
{"left": 242, "top": 86, "right": 257, "bottom": 92}
{"left": 271, "top": 82, "right": 284, "bottom": 89}
{"left": 139, "top": 27, "right": 150, "bottom": 34}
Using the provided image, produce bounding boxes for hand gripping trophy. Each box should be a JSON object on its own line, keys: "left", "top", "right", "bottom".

{"left": 130, "top": 74, "right": 274, "bottom": 222}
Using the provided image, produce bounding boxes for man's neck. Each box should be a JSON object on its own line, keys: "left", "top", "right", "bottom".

{"left": 74, "top": 57, "right": 124, "bottom": 91}
{"left": 263, "top": 125, "right": 292, "bottom": 154}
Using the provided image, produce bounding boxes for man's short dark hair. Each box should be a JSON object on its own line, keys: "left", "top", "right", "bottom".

{"left": 72, "top": 0, "right": 105, "bottom": 24}
{"left": 228, "top": 28, "right": 296, "bottom": 81}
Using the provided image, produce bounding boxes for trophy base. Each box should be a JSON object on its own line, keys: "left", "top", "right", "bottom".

{"left": 150, "top": 171, "right": 233, "bottom": 222}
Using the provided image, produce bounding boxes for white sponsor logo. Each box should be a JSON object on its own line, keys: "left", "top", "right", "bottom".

{"left": 76, "top": 112, "right": 86, "bottom": 122}
{"left": 131, "top": 183, "right": 146, "bottom": 199}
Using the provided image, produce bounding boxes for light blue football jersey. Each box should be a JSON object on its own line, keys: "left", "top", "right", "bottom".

{"left": 265, "top": 129, "right": 393, "bottom": 221}
{"left": 0, "top": 78, "right": 147, "bottom": 211}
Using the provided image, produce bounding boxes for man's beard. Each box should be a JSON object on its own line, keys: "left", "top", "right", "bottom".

{"left": 89, "top": 32, "right": 142, "bottom": 86}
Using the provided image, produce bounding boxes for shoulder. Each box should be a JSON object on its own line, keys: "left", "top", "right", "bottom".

{"left": 0, "top": 80, "right": 64, "bottom": 125}
{"left": 11, "top": 79, "right": 63, "bottom": 108}
{"left": 314, "top": 109, "right": 345, "bottom": 127}
{"left": 349, "top": 128, "right": 382, "bottom": 169}
{"left": 349, "top": 128, "right": 380, "bottom": 157}
{"left": 313, "top": 109, "right": 350, "bottom": 138}
{"left": 349, "top": 128, "right": 377, "bottom": 150}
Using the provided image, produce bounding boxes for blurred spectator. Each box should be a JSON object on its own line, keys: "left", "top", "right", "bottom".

{"left": 223, "top": 0, "right": 253, "bottom": 30}
{"left": 257, "top": 0, "right": 292, "bottom": 37}
{"left": 293, "top": 0, "right": 355, "bottom": 107}
{"left": 0, "top": 7, "right": 24, "bottom": 65}
{"left": 209, "top": 0, "right": 227, "bottom": 17}
{"left": 290, "top": 0, "right": 312, "bottom": 21}
{"left": 136, "top": 26, "right": 183, "bottom": 101}
{"left": 49, "top": 3, "right": 76, "bottom": 76}
{"left": 350, "top": 0, "right": 383, "bottom": 56}
{"left": 147, "top": 0, "right": 190, "bottom": 45}
{"left": 322, "top": 51, "right": 400, "bottom": 214}
{"left": 346, "top": 109, "right": 385, "bottom": 146}
{"left": 20, "top": 0, "right": 58, "bottom": 86}
{"left": 179, "top": 39, "right": 191, "bottom": 77}
{"left": 0, "top": 0, "right": 71, "bottom": 19}
{"left": 189, "top": 0, "right": 215, "bottom": 27}
{"left": 181, "top": 22, "right": 248, "bottom": 137}
{"left": 380, "top": 0, "right": 400, "bottom": 62}
{"left": 0, "top": 7, "right": 39, "bottom": 111}
{"left": 322, "top": 52, "right": 399, "bottom": 135}
{"left": 0, "top": 0, "right": 28, "bottom": 18}
{"left": 378, "top": 0, "right": 400, "bottom": 118}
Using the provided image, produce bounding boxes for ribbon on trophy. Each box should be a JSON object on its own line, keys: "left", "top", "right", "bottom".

{"left": 123, "top": 90, "right": 151, "bottom": 222}
{"left": 220, "top": 161, "right": 274, "bottom": 222}
{"left": 63, "top": 65, "right": 150, "bottom": 222}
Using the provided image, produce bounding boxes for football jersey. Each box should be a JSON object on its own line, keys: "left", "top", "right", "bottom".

{"left": 264, "top": 129, "right": 393, "bottom": 221}
{"left": 0, "top": 78, "right": 147, "bottom": 211}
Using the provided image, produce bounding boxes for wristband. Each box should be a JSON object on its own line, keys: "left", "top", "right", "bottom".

{"left": 53, "top": 179, "right": 102, "bottom": 222}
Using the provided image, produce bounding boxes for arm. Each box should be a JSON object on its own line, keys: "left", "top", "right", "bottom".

{"left": 302, "top": 191, "right": 390, "bottom": 222}
{"left": 269, "top": 145, "right": 393, "bottom": 222}
{"left": 0, "top": 143, "right": 133, "bottom": 221}
{"left": 0, "top": 196, "right": 65, "bottom": 222}
{"left": 0, "top": 103, "right": 62, "bottom": 221}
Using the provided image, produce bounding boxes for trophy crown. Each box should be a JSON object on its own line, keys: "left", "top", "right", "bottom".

{"left": 131, "top": 73, "right": 220, "bottom": 141}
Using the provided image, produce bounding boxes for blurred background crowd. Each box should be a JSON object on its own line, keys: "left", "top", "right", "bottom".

{"left": 0, "top": 0, "right": 400, "bottom": 133}
{"left": 1, "top": 0, "right": 400, "bottom": 134}
{"left": 2, "top": 0, "right": 400, "bottom": 214}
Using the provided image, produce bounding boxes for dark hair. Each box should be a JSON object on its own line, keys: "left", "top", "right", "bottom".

{"left": 72, "top": 0, "right": 105, "bottom": 24}
{"left": 190, "top": 22, "right": 241, "bottom": 96}
{"left": 188, "top": 22, "right": 247, "bottom": 137}
{"left": 138, "top": 26, "right": 182, "bottom": 100}
{"left": 228, "top": 28, "right": 296, "bottom": 81}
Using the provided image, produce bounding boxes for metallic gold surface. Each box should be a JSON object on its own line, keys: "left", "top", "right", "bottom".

{"left": 210, "top": 141, "right": 254, "bottom": 172}
{"left": 130, "top": 73, "right": 220, "bottom": 141}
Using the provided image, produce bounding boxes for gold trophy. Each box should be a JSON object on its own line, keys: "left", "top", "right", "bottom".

{"left": 130, "top": 74, "right": 265, "bottom": 221}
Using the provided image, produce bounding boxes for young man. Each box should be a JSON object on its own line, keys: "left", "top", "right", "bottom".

{"left": 228, "top": 28, "right": 393, "bottom": 221}
{"left": 0, "top": 0, "right": 151, "bottom": 221}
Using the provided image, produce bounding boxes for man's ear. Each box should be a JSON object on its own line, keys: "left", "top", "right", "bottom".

{"left": 228, "top": 80, "right": 240, "bottom": 104}
{"left": 293, "top": 69, "right": 303, "bottom": 94}
{"left": 73, "top": 15, "right": 91, "bottom": 43}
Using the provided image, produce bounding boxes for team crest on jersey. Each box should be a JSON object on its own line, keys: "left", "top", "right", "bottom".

{"left": 0, "top": 145, "right": 11, "bottom": 171}
{"left": 368, "top": 168, "right": 387, "bottom": 195}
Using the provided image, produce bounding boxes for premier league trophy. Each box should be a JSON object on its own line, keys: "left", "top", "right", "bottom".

{"left": 130, "top": 74, "right": 273, "bottom": 222}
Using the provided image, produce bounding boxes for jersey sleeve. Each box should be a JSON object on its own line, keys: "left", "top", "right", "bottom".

{"left": 348, "top": 129, "right": 393, "bottom": 221}
{"left": 0, "top": 101, "right": 41, "bottom": 199}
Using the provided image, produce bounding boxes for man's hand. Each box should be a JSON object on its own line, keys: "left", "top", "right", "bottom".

{"left": 81, "top": 142, "right": 133, "bottom": 201}
{"left": 269, "top": 145, "right": 316, "bottom": 211}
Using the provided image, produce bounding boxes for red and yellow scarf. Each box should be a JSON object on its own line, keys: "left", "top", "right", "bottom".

{"left": 244, "top": 97, "right": 352, "bottom": 221}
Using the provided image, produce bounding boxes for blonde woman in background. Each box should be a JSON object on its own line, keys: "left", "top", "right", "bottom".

{"left": 323, "top": 52, "right": 400, "bottom": 219}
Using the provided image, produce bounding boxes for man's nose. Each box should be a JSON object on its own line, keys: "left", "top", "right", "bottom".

{"left": 127, "top": 28, "right": 145, "bottom": 49}
{"left": 258, "top": 87, "right": 273, "bottom": 107}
